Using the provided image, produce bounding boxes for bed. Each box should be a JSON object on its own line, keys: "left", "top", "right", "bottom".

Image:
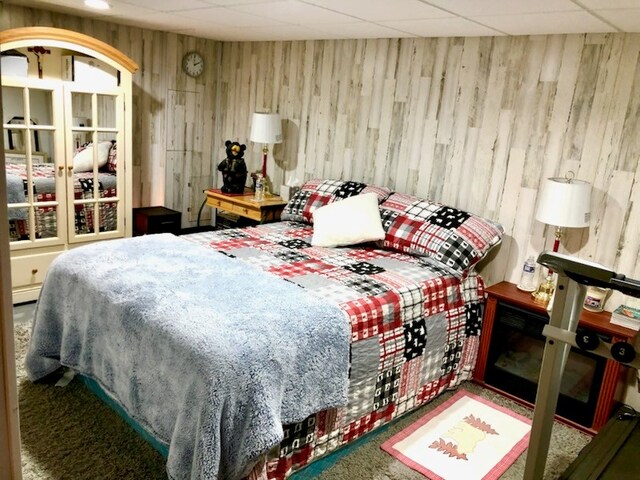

{"left": 25, "top": 179, "right": 503, "bottom": 480}
{"left": 6, "top": 161, "right": 118, "bottom": 241}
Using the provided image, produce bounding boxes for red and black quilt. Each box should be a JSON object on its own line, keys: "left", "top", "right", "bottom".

{"left": 185, "top": 221, "right": 485, "bottom": 479}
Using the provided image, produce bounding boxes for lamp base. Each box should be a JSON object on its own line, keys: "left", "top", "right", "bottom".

{"left": 532, "top": 274, "right": 555, "bottom": 304}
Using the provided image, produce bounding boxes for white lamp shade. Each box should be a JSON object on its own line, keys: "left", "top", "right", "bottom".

{"left": 249, "top": 113, "right": 282, "bottom": 144}
{"left": 535, "top": 177, "right": 591, "bottom": 228}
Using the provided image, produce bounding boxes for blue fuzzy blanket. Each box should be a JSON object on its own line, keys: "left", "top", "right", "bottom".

{"left": 25, "top": 234, "right": 350, "bottom": 479}
{"left": 6, "top": 174, "right": 27, "bottom": 220}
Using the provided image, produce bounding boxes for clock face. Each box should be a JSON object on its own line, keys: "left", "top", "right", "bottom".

{"left": 182, "top": 51, "right": 204, "bottom": 78}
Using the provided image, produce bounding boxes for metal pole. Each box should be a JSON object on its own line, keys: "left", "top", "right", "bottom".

{"left": 523, "top": 276, "right": 587, "bottom": 479}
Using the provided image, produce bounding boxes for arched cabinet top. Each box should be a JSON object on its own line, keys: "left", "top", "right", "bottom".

{"left": 0, "top": 27, "right": 138, "bottom": 73}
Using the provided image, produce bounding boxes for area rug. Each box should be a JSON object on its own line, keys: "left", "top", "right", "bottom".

{"left": 381, "top": 389, "right": 531, "bottom": 480}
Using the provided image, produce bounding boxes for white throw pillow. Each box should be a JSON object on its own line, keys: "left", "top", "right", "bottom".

{"left": 311, "top": 192, "right": 386, "bottom": 248}
{"left": 73, "top": 141, "right": 112, "bottom": 172}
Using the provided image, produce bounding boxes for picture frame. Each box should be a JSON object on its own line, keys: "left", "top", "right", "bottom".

{"left": 4, "top": 150, "right": 48, "bottom": 164}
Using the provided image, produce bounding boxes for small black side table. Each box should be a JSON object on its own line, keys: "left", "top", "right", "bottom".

{"left": 133, "top": 206, "right": 181, "bottom": 236}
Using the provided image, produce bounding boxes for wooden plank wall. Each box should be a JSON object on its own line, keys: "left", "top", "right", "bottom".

{"left": 217, "top": 34, "right": 640, "bottom": 308}
{"left": 4, "top": 5, "right": 640, "bottom": 308}
{"left": 1, "top": 4, "right": 220, "bottom": 226}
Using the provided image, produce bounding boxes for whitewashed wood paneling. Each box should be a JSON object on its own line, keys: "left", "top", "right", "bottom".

{"left": 5, "top": 5, "right": 640, "bottom": 304}
{"left": 2, "top": 4, "right": 219, "bottom": 227}
{"left": 216, "top": 34, "right": 640, "bottom": 302}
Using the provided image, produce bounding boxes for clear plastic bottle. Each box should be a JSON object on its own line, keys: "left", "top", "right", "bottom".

{"left": 518, "top": 255, "right": 537, "bottom": 292}
{"left": 254, "top": 174, "right": 265, "bottom": 201}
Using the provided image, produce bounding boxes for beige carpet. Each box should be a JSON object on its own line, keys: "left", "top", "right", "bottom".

{"left": 14, "top": 325, "right": 590, "bottom": 479}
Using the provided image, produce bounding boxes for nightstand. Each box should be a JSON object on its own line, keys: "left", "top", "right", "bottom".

{"left": 474, "top": 281, "right": 638, "bottom": 433}
{"left": 133, "top": 206, "right": 181, "bottom": 236}
{"left": 206, "top": 189, "right": 287, "bottom": 224}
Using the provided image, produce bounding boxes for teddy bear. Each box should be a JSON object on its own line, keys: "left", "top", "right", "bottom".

{"left": 218, "top": 140, "right": 248, "bottom": 194}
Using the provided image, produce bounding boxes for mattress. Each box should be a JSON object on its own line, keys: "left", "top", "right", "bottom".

{"left": 184, "top": 221, "right": 486, "bottom": 479}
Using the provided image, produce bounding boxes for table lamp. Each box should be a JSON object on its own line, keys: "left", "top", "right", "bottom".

{"left": 249, "top": 112, "right": 282, "bottom": 179}
{"left": 532, "top": 173, "right": 591, "bottom": 303}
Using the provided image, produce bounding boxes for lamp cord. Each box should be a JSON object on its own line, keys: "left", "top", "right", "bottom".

{"left": 196, "top": 195, "right": 207, "bottom": 228}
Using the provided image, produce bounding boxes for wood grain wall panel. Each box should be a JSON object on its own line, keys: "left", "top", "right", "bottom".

{"left": 4, "top": 4, "right": 640, "bottom": 305}
{"left": 3, "top": 4, "right": 220, "bottom": 228}
{"left": 216, "top": 33, "right": 640, "bottom": 297}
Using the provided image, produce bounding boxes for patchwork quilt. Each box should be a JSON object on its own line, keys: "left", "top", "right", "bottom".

{"left": 184, "top": 221, "right": 486, "bottom": 479}
{"left": 6, "top": 162, "right": 118, "bottom": 241}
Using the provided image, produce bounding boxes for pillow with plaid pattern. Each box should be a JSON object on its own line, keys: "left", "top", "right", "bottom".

{"left": 105, "top": 141, "right": 117, "bottom": 172}
{"left": 281, "top": 179, "right": 392, "bottom": 224}
{"left": 378, "top": 192, "right": 503, "bottom": 276}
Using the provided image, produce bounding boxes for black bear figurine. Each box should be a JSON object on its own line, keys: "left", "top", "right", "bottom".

{"left": 218, "top": 140, "right": 248, "bottom": 194}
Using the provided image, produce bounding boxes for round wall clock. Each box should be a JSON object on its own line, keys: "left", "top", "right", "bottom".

{"left": 182, "top": 51, "right": 204, "bottom": 78}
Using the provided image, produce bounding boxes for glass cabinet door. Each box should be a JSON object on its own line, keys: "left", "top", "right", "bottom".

{"left": 66, "top": 87, "right": 124, "bottom": 242}
{"left": 3, "top": 79, "right": 65, "bottom": 248}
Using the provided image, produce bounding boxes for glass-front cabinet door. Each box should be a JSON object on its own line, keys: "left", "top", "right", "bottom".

{"left": 3, "top": 78, "right": 66, "bottom": 249}
{"left": 65, "top": 87, "right": 124, "bottom": 242}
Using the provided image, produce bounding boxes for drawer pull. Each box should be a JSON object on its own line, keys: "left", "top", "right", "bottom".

{"left": 243, "top": 208, "right": 248, "bottom": 214}
{"left": 67, "top": 166, "right": 74, "bottom": 172}
{"left": 58, "top": 166, "right": 64, "bottom": 172}
{"left": 31, "top": 268, "right": 38, "bottom": 275}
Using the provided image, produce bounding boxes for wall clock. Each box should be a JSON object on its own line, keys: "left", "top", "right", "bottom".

{"left": 182, "top": 51, "right": 204, "bottom": 78}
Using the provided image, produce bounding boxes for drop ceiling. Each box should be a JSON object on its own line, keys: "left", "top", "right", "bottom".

{"left": 6, "top": 0, "right": 640, "bottom": 41}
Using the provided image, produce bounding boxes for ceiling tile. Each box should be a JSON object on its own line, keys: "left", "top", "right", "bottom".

{"left": 98, "top": 0, "right": 160, "bottom": 17}
{"left": 193, "top": 24, "right": 326, "bottom": 41}
{"left": 111, "top": 11, "right": 194, "bottom": 31}
{"left": 577, "top": 0, "right": 640, "bottom": 9}
{"left": 200, "top": 0, "right": 283, "bottom": 5}
{"left": 6, "top": 0, "right": 640, "bottom": 40}
{"left": 174, "top": 6, "right": 286, "bottom": 26}
{"left": 5, "top": 0, "right": 85, "bottom": 14}
{"left": 422, "top": 0, "right": 581, "bottom": 17}
{"left": 472, "top": 11, "right": 617, "bottom": 35}
{"left": 302, "top": 0, "right": 452, "bottom": 21}
{"left": 232, "top": 1, "right": 357, "bottom": 24}
{"left": 379, "top": 17, "right": 505, "bottom": 37}
{"left": 118, "top": 0, "right": 212, "bottom": 11}
{"left": 312, "top": 21, "right": 416, "bottom": 39}
{"left": 595, "top": 9, "right": 640, "bottom": 31}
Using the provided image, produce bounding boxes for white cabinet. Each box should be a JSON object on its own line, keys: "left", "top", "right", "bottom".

{"left": 1, "top": 27, "right": 138, "bottom": 303}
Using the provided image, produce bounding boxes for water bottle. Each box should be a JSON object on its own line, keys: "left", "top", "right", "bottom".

{"left": 254, "top": 174, "right": 265, "bottom": 201}
{"left": 518, "top": 255, "right": 537, "bottom": 292}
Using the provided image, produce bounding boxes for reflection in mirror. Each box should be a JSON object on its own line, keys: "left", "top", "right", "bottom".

{"left": 6, "top": 128, "right": 29, "bottom": 241}
{"left": 35, "top": 205, "right": 57, "bottom": 239}
{"left": 31, "top": 129, "right": 53, "bottom": 163}
{"left": 6, "top": 128, "right": 60, "bottom": 243}
{"left": 75, "top": 203, "right": 95, "bottom": 235}
{"left": 97, "top": 131, "right": 117, "bottom": 196}
{"left": 8, "top": 209, "right": 31, "bottom": 242}
{"left": 29, "top": 88, "right": 54, "bottom": 126}
{"left": 71, "top": 92, "right": 92, "bottom": 126}
{"left": 102, "top": 201, "right": 118, "bottom": 232}
{"left": 2, "top": 86, "right": 25, "bottom": 122}
{"left": 4, "top": 129, "right": 26, "bottom": 163}
{"left": 71, "top": 132, "right": 115, "bottom": 176}
{"left": 72, "top": 129, "right": 91, "bottom": 151}
{"left": 97, "top": 94, "right": 116, "bottom": 129}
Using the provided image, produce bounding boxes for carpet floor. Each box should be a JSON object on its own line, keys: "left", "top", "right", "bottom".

{"left": 14, "top": 325, "right": 590, "bottom": 479}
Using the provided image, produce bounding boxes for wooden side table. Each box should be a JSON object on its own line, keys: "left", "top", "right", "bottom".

{"left": 474, "top": 281, "right": 638, "bottom": 433}
{"left": 206, "top": 189, "right": 287, "bottom": 224}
